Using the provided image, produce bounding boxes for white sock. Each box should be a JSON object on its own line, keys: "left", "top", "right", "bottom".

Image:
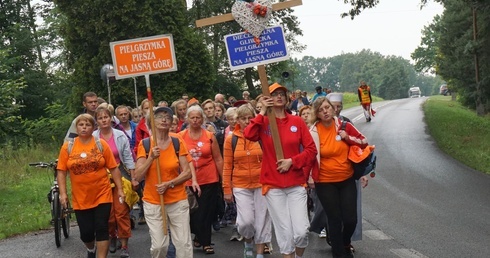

{"left": 244, "top": 242, "right": 253, "bottom": 249}
{"left": 295, "top": 255, "right": 303, "bottom": 258}
{"left": 256, "top": 254, "right": 264, "bottom": 258}
{"left": 87, "top": 247, "right": 96, "bottom": 253}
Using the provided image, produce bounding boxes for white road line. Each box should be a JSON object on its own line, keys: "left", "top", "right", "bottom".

{"left": 363, "top": 229, "right": 393, "bottom": 240}
{"left": 390, "top": 248, "right": 429, "bottom": 258}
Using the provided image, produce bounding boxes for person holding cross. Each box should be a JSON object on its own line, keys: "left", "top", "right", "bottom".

{"left": 244, "top": 83, "right": 317, "bottom": 258}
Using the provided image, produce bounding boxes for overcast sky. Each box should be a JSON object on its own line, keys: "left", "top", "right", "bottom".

{"left": 291, "top": 0, "right": 444, "bottom": 61}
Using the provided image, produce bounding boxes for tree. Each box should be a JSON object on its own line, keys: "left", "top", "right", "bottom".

{"left": 54, "top": 0, "right": 215, "bottom": 109}
{"left": 411, "top": 15, "right": 442, "bottom": 74}
{"left": 0, "top": 50, "right": 26, "bottom": 142}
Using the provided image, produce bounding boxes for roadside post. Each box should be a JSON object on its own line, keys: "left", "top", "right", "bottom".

{"left": 110, "top": 34, "right": 178, "bottom": 234}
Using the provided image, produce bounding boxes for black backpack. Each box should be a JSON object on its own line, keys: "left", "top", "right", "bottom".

{"left": 142, "top": 137, "right": 180, "bottom": 158}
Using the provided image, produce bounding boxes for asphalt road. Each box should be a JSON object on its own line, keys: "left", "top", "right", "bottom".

{"left": 1, "top": 97, "right": 489, "bottom": 258}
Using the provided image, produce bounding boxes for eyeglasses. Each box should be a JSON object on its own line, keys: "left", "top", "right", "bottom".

{"left": 155, "top": 115, "right": 172, "bottom": 121}
{"left": 271, "top": 91, "right": 286, "bottom": 97}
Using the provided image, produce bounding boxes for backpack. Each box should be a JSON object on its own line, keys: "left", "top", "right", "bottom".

{"left": 340, "top": 121, "right": 377, "bottom": 179}
{"left": 68, "top": 137, "right": 103, "bottom": 154}
{"left": 142, "top": 137, "right": 180, "bottom": 159}
{"left": 231, "top": 134, "right": 262, "bottom": 153}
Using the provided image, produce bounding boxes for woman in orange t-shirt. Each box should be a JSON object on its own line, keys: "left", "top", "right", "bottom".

{"left": 308, "top": 97, "right": 367, "bottom": 258}
{"left": 134, "top": 106, "right": 193, "bottom": 258}
{"left": 179, "top": 105, "right": 223, "bottom": 255}
{"left": 57, "top": 113, "right": 125, "bottom": 258}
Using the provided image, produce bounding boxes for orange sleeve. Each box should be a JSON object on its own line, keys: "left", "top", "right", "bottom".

{"left": 222, "top": 134, "right": 234, "bottom": 195}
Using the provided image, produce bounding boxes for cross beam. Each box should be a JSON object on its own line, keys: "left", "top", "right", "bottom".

{"left": 196, "top": 0, "right": 303, "bottom": 28}
{"left": 195, "top": 0, "right": 303, "bottom": 160}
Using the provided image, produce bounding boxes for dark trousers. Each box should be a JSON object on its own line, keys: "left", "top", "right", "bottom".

{"left": 315, "top": 178, "right": 357, "bottom": 256}
{"left": 190, "top": 182, "right": 219, "bottom": 246}
{"left": 75, "top": 203, "right": 112, "bottom": 243}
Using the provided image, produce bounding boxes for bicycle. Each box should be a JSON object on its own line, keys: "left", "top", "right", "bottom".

{"left": 29, "top": 160, "right": 73, "bottom": 247}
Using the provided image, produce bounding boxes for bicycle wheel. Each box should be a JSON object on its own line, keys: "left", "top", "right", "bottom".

{"left": 52, "top": 191, "right": 62, "bottom": 247}
{"left": 61, "top": 202, "right": 71, "bottom": 238}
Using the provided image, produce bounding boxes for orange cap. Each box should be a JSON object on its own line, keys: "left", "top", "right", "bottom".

{"left": 187, "top": 97, "right": 199, "bottom": 107}
{"left": 348, "top": 145, "right": 375, "bottom": 163}
{"left": 269, "top": 83, "right": 288, "bottom": 94}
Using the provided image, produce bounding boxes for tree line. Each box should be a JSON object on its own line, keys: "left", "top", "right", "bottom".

{"left": 0, "top": 0, "right": 486, "bottom": 148}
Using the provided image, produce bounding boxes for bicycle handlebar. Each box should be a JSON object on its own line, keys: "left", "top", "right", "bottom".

{"left": 29, "top": 161, "right": 57, "bottom": 169}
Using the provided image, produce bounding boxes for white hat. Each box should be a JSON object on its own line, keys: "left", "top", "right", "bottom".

{"left": 327, "top": 93, "right": 343, "bottom": 103}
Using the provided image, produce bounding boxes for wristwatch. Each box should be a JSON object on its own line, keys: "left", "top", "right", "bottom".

{"left": 169, "top": 181, "right": 175, "bottom": 189}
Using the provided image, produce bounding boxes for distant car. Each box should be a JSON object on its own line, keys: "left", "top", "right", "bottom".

{"left": 440, "top": 84, "right": 449, "bottom": 96}
{"left": 408, "top": 87, "right": 421, "bottom": 98}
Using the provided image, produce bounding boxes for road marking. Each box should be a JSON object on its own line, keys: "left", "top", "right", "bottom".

{"left": 363, "top": 229, "right": 393, "bottom": 240}
{"left": 391, "top": 248, "right": 429, "bottom": 258}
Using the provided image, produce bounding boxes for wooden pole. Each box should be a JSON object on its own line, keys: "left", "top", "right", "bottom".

{"left": 145, "top": 74, "right": 168, "bottom": 234}
{"left": 258, "top": 65, "right": 284, "bottom": 160}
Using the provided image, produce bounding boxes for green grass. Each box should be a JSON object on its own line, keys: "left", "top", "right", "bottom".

{"left": 0, "top": 144, "right": 59, "bottom": 239}
{"left": 424, "top": 95, "right": 490, "bottom": 174}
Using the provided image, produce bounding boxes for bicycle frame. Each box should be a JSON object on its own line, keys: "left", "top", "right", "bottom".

{"left": 29, "top": 160, "right": 72, "bottom": 248}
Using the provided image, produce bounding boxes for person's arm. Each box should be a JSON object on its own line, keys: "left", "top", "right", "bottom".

{"left": 58, "top": 170, "right": 69, "bottom": 208}
{"left": 368, "top": 87, "right": 373, "bottom": 103}
{"left": 222, "top": 135, "right": 234, "bottom": 202}
{"left": 134, "top": 145, "right": 156, "bottom": 182}
{"left": 358, "top": 87, "right": 362, "bottom": 103}
{"left": 340, "top": 122, "right": 368, "bottom": 148}
{"left": 211, "top": 134, "right": 224, "bottom": 178}
{"left": 244, "top": 97, "right": 270, "bottom": 142}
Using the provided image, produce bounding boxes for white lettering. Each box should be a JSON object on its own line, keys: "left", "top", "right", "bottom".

{"left": 152, "top": 59, "right": 172, "bottom": 69}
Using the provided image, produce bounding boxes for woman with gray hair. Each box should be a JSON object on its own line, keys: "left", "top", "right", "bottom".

{"left": 178, "top": 105, "right": 224, "bottom": 255}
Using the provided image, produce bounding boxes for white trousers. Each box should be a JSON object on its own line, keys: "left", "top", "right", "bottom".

{"left": 265, "top": 186, "right": 309, "bottom": 255}
{"left": 234, "top": 187, "right": 272, "bottom": 244}
{"left": 143, "top": 200, "right": 193, "bottom": 258}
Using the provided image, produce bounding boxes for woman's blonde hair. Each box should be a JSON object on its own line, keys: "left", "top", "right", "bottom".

{"left": 235, "top": 105, "right": 255, "bottom": 119}
{"left": 309, "top": 97, "right": 333, "bottom": 125}
{"left": 74, "top": 113, "right": 95, "bottom": 128}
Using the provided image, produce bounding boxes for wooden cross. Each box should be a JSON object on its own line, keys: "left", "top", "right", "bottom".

{"left": 195, "top": 0, "right": 303, "bottom": 160}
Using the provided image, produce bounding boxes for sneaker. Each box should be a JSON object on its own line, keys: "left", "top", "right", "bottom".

{"left": 230, "top": 227, "right": 241, "bottom": 241}
{"left": 243, "top": 247, "right": 253, "bottom": 258}
{"left": 319, "top": 228, "right": 327, "bottom": 238}
{"left": 120, "top": 247, "right": 130, "bottom": 258}
{"left": 263, "top": 243, "right": 272, "bottom": 254}
{"left": 87, "top": 250, "right": 96, "bottom": 258}
{"left": 212, "top": 220, "right": 221, "bottom": 231}
{"left": 109, "top": 237, "right": 117, "bottom": 253}
{"left": 138, "top": 216, "right": 146, "bottom": 225}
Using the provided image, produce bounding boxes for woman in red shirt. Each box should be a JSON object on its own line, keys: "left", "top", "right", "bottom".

{"left": 179, "top": 105, "right": 223, "bottom": 255}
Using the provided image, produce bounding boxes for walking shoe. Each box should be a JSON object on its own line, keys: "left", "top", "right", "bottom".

{"left": 263, "top": 243, "right": 272, "bottom": 254}
{"left": 319, "top": 228, "right": 327, "bottom": 238}
{"left": 230, "top": 227, "right": 242, "bottom": 241}
{"left": 120, "top": 246, "right": 130, "bottom": 258}
{"left": 138, "top": 216, "right": 146, "bottom": 225}
{"left": 344, "top": 247, "right": 354, "bottom": 258}
{"left": 109, "top": 237, "right": 117, "bottom": 253}
{"left": 212, "top": 220, "right": 221, "bottom": 231}
{"left": 243, "top": 246, "right": 253, "bottom": 258}
{"left": 87, "top": 250, "right": 96, "bottom": 258}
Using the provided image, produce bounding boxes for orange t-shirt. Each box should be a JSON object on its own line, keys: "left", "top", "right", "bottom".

{"left": 179, "top": 129, "right": 219, "bottom": 186}
{"left": 136, "top": 136, "right": 189, "bottom": 205}
{"left": 57, "top": 137, "right": 117, "bottom": 210}
{"left": 316, "top": 122, "right": 353, "bottom": 182}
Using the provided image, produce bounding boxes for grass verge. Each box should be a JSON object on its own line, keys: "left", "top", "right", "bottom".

{"left": 0, "top": 144, "right": 59, "bottom": 239}
{"left": 424, "top": 95, "right": 490, "bottom": 174}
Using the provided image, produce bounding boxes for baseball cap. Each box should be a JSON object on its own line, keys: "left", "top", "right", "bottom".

{"left": 269, "top": 83, "right": 288, "bottom": 94}
{"left": 154, "top": 106, "right": 174, "bottom": 117}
